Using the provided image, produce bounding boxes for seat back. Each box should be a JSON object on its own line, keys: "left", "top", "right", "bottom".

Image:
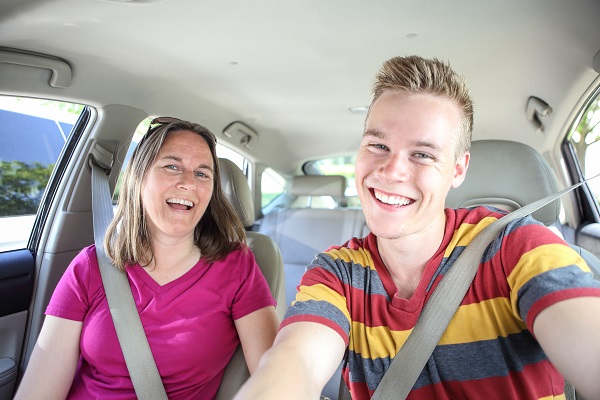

{"left": 215, "top": 158, "right": 286, "bottom": 400}
{"left": 289, "top": 175, "right": 347, "bottom": 208}
{"left": 258, "top": 174, "right": 366, "bottom": 400}
{"left": 446, "top": 139, "right": 560, "bottom": 225}
{"left": 259, "top": 175, "right": 367, "bottom": 308}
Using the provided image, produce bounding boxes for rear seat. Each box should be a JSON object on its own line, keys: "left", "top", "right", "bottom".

{"left": 257, "top": 175, "right": 367, "bottom": 400}
{"left": 258, "top": 175, "right": 367, "bottom": 308}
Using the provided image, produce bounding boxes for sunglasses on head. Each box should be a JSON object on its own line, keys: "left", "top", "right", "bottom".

{"left": 144, "top": 116, "right": 217, "bottom": 143}
{"left": 146, "top": 116, "right": 184, "bottom": 135}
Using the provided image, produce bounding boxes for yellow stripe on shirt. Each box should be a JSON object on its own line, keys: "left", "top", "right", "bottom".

{"left": 507, "top": 243, "right": 589, "bottom": 314}
{"left": 348, "top": 322, "right": 412, "bottom": 359}
{"left": 295, "top": 283, "right": 351, "bottom": 323}
{"left": 444, "top": 216, "right": 498, "bottom": 258}
{"left": 438, "top": 297, "right": 527, "bottom": 345}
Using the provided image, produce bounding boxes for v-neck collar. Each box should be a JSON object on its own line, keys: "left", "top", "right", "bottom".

{"left": 127, "top": 258, "right": 207, "bottom": 293}
{"left": 368, "top": 209, "right": 456, "bottom": 313}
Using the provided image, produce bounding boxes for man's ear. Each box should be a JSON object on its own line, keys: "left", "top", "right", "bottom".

{"left": 451, "top": 151, "right": 470, "bottom": 188}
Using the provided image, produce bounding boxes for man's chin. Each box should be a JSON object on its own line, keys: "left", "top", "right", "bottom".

{"left": 366, "top": 221, "right": 406, "bottom": 241}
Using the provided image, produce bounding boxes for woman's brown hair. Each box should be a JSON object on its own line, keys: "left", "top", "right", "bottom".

{"left": 104, "top": 117, "right": 246, "bottom": 270}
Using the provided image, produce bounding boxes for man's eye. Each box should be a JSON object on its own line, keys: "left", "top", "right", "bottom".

{"left": 369, "top": 143, "right": 389, "bottom": 151}
{"left": 414, "top": 152, "right": 434, "bottom": 160}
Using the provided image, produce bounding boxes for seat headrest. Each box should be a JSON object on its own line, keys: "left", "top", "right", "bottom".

{"left": 291, "top": 175, "right": 346, "bottom": 197}
{"left": 218, "top": 158, "right": 255, "bottom": 228}
{"left": 446, "top": 139, "right": 560, "bottom": 225}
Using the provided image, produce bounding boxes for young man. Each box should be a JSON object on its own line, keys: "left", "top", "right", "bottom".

{"left": 234, "top": 56, "right": 600, "bottom": 399}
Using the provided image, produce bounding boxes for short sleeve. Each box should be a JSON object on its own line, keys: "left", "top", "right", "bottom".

{"left": 502, "top": 218, "right": 600, "bottom": 330}
{"left": 280, "top": 251, "right": 352, "bottom": 344}
{"left": 45, "top": 245, "right": 102, "bottom": 321}
{"left": 230, "top": 246, "right": 277, "bottom": 320}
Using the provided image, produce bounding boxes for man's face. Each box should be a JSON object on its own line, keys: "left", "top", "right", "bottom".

{"left": 355, "top": 90, "right": 469, "bottom": 241}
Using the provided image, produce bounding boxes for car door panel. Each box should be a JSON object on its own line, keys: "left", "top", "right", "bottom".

{"left": 0, "top": 249, "right": 34, "bottom": 400}
{"left": 576, "top": 222, "right": 600, "bottom": 259}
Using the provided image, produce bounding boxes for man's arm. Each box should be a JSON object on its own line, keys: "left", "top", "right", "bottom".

{"left": 234, "top": 321, "right": 347, "bottom": 399}
{"left": 533, "top": 296, "right": 600, "bottom": 399}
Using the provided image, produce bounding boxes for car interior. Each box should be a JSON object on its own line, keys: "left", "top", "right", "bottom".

{"left": 1, "top": 1, "right": 600, "bottom": 399}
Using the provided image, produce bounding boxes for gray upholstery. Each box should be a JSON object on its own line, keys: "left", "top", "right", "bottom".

{"left": 446, "top": 139, "right": 600, "bottom": 288}
{"left": 446, "top": 140, "right": 560, "bottom": 226}
{"left": 290, "top": 175, "right": 348, "bottom": 208}
{"left": 258, "top": 175, "right": 366, "bottom": 400}
{"left": 570, "top": 244, "right": 600, "bottom": 281}
{"left": 219, "top": 158, "right": 255, "bottom": 228}
{"left": 215, "top": 158, "right": 286, "bottom": 400}
{"left": 291, "top": 175, "right": 346, "bottom": 197}
{"left": 260, "top": 174, "right": 367, "bottom": 308}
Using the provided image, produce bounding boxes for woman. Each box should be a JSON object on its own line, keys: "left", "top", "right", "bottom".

{"left": 15, "top": 117, "right": 279, "bottom": 399}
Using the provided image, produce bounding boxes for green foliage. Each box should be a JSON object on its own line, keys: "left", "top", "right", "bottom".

{"left": 262, "top": 192, "right": 282, "bottom": 208}
{"left": 571, "top": 98, "right": 600, "bottom": 168}
{"left": 0, "top": 161, "right": 53, "bottom": 216}
{"left": 40, "top": 99, "right": 85, "bottom": 116}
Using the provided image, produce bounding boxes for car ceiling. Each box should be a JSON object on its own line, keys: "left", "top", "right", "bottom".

{"left": 1, "top": 0, "right": 599, "bottom": 175}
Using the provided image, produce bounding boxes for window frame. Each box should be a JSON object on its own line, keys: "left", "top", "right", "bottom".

{"left": 561, "top": 83, "right": 600, "bottom": 225}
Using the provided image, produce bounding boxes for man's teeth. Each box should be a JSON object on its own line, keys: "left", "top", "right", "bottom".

{"left": 374, "top": 190, "right": 411, "bottom": 206}
{"left": 167, "top": 198, "right": 194, "bottom": 207}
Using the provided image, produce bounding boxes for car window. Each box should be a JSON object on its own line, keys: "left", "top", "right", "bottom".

{"left": 0, "top": 96, "right": 84, "bottom": 252}
{"left": 564, "top": 87, "right": 600, "bottom": 215}
{"left": 303, "top": 155, "right": 360, "bottom": 207}
{"left": 261, "top": 167, "right": 286, "bottom": 210}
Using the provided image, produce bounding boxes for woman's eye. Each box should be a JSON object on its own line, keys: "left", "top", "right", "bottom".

{"left": 164, "top": 164, "right": 179, "bottom": 171}
{"left": 195, "top": 171, "right": 212, "bottom": 180}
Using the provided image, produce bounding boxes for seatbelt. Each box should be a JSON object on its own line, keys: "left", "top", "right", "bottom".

{"left": 90, "top": 152, "right": 168, "bottom": 400}
{"left": 370, "top": 178, "right": 590, "bottom": 400}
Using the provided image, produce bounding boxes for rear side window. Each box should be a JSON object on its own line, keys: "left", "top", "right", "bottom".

{"left": 261, "top": 167, "right": 286, "bottom": 209}
{"left": 0, "top": 96, "right": 84, "bottom": 251}
{"left": 565, "top": 90, "right": 600, "bottom": 211}
{"left": 303, "top": 155, "right": 360, "bottom": 207}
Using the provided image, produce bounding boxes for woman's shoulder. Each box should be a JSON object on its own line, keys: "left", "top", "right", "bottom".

{"left": 217, "top": 242, "right": 255, "bottom": 267}
{"left": 65, "top": 244, "right": 102, "bottom": 281}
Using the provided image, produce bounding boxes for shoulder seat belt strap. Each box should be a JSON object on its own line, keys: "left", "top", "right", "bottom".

{"left": 91, "top": 161, "right": 168, "bottom": 400}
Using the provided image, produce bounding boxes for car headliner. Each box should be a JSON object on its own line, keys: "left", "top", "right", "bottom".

{"left": 1, "top": 0, "right": 599, "bottom": 175}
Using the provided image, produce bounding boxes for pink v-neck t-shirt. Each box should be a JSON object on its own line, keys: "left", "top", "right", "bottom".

{"left": 46, "top": 244, "right": 276, "bottom": 399}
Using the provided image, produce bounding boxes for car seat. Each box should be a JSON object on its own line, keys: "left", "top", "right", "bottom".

{"left": 258, "top": 174, "right": 366, "bottom": 400}
{"left": 215, "top": 158, "right": 286, "bottom": 399}
{"left": 446, "top": 139, "right": 600, "bottom": 277}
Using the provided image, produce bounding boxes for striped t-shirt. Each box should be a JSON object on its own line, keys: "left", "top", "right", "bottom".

{"left": 282, "top": 206, "right": 600, "bottom": 400}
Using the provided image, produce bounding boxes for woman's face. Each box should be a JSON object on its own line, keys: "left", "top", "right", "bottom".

{"left": 141, "top": 130, "right": 214, "bottom": 243}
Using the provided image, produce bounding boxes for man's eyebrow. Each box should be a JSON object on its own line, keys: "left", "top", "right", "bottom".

{"left": 362, "top": 131, "right": 442, "bottom": 152}
{"left": 363, "top": 129, "right": 385, "bottom": 139}
{"left": 411, "top": 140, "right": 441, "bottom": 151}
